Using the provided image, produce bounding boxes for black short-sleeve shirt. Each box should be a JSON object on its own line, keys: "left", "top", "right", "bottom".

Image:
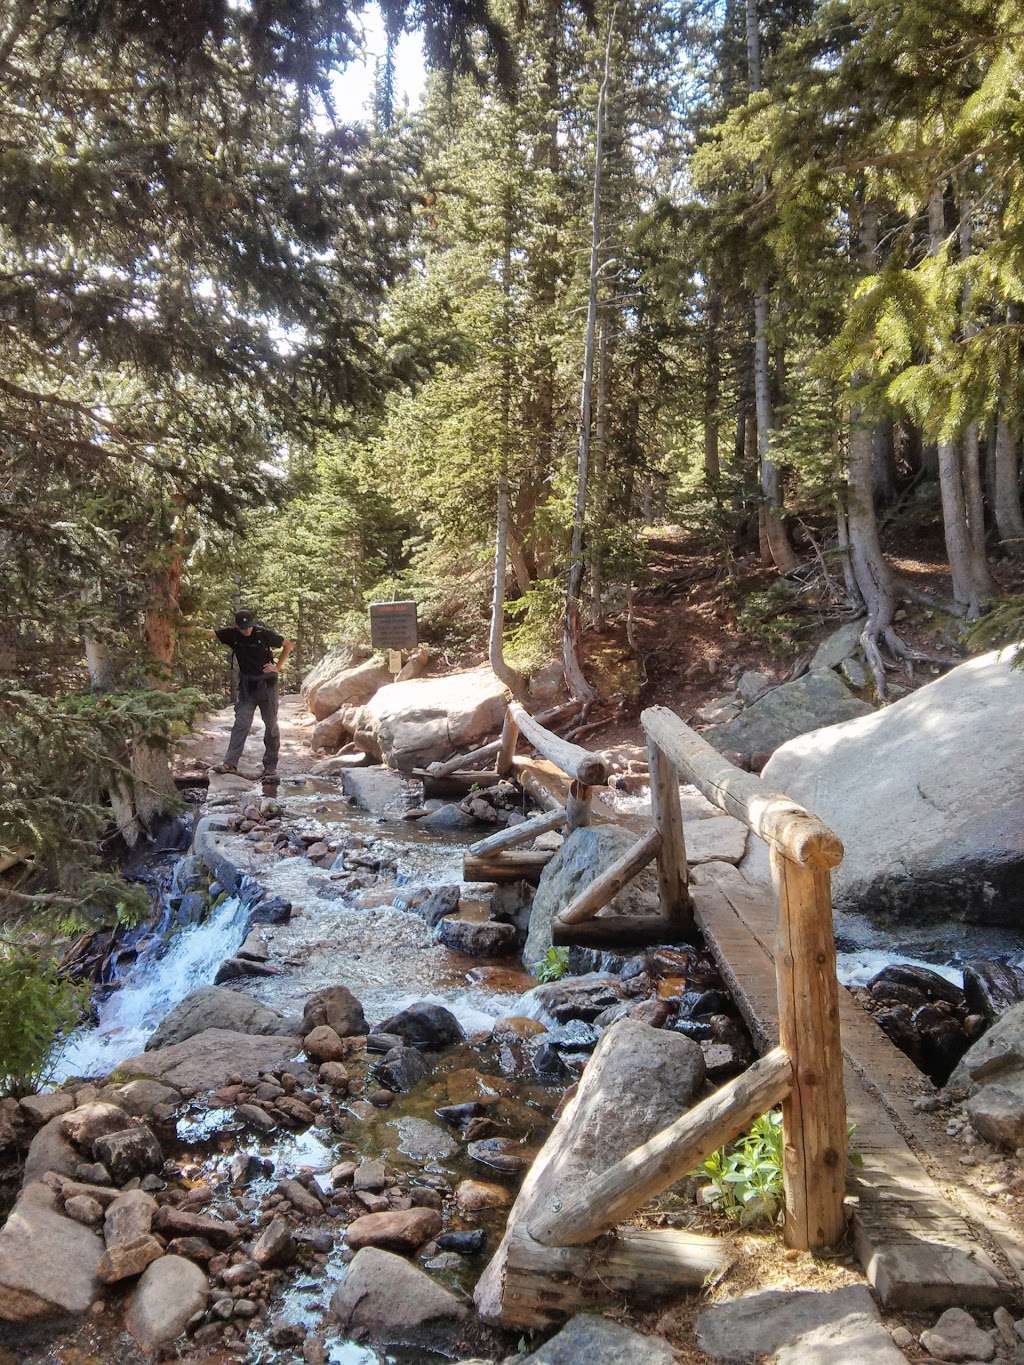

{"left": 215, "top": 625, "right": 284, "bottom": 678}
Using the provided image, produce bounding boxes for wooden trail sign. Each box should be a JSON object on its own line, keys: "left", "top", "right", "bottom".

{"left": 369, "top": 600, "right": 418, "bottom": 651}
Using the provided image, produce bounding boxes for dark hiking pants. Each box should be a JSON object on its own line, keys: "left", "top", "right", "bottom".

{"left": 225, "top": 676, "right": 280, "bottom": 769}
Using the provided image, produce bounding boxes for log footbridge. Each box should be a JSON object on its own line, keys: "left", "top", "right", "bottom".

{"left": 432, "top": 699, "right": 1020, "bottom": 1328}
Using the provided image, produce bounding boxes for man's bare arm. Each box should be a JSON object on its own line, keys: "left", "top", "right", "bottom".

{"left": 263, "top": 639, "right": 293, "bottom": 674}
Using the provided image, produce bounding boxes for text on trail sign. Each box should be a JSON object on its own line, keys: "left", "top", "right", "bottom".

{"left": 369, "top": 600, "right": 418, "bottom": 651}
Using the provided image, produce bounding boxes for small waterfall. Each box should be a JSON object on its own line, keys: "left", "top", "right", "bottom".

{"left": 50, "top": 889, "right": 252, "bottom": 1084}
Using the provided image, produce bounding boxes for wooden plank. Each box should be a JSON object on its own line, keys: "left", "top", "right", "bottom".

{"left": 508, "top": 700, "right": 609, "bottom": 786}
{"left": 556, "top": 829, "right": 661, "bottom": 926}
{"left": 642, "top": 706, "right": 843, "bottom": 869}
{"left": 691, "top": 868, "right": 1012, "bottom": 1308}
{"left": 529, "top": 1047, "right": 792, "bottom": 1247}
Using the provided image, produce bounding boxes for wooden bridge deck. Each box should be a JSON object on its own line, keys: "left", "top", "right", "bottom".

{"left": 692, "top": 861, "right": 1021, "bottom": 1308}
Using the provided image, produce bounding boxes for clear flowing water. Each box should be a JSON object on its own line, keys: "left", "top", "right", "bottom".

{"left": 50, "top": 890, "right": 252, "bottom": 1083}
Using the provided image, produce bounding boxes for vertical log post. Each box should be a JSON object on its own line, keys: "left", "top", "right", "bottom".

{"left": 771, "top": 846, "right": 847, "bottom": 1250}
{"left": 497, "top": 711, "right": 519, "bottom": 777}
{"left": 647, "top": 738, "right": 691, "bottom": 928}
{"left": 565, "top": 780, "right": 592, "bottom": 831}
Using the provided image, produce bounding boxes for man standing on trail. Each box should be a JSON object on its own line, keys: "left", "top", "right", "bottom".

{"left": 211, "top": 609, "right": 293, "bottom": 778}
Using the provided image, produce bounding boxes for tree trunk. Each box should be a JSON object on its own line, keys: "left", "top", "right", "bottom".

{"left": 746, "top": 0, "right": 797, "bottom": 573}
{"left": 957, "top": 193, "right": 994, "bottom": 603}
{"left": 871, "top": 422, "right": 896, "bottom": 505}
{"left": 929, "top": 184, "right": 982, "bottom": 616}
{"left": 563, "top": 12, "right": 615, "bottom": 705}
{"left": 490, "top": 477, "right": 526, "bottom": 697}
{"left": 589, "top": 311, "right": 611, "bottom": 628}
{"left": 704, "top": 290, "right": 722, "bottom": 490}
{"left": 994, "top": 412, "right": 1024, "bottom": 559}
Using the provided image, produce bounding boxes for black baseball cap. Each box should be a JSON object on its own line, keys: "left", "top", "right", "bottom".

{"left": 234, "top": 609, "right": 255, "bottom": 628}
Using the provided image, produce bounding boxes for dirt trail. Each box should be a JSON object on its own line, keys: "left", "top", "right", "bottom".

{"left": 177, "top": 692, "right": 314, "bottom": 778}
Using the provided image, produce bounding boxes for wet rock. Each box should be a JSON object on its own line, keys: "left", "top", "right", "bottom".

{"left": 279, "top": 1178, "right": 323, "bottom": 1215}
{"left": 126, "top": 1255, "right": 209, "bottom": 1352}
{"left": 419, "top": 803, "right": 479, "bottom": 833}
{"left": 492, "top": 1015, "right": 547, "bottom": 1040}
{"left": 377, "top": 1001, "right": 465, "bottom": 1051}
{"left": 409, "top": 1187, "right": 444, "bottom": 1210}
{"left": 401, "top": 884, "right": 461, "bottom": 928}
{"left": 278, "top": 1095, "right": 317, "bottom": 1125}
{"left": 455, "top": 1180, "right": 511, "bottom": 1214}
{"left": 153, "top": 1206, "right": 239, "bottom": 1248}
{"left": 366, "top": 1031, "right": 404, "bottom": 1053}
{"left": 120, "top": 1028, "right": 303, "bottom": 1096}
{"left": 165, "top": 1236, "right": 216, "bottom": 1263}
{"left": 229, "top": 1152, "right": 272, "bottom": 1185}
{"left": 93, "top": 1125, "right": 162, "bottom": 1182}
{"left": 522, "top": 974, "right": 624, "bottom": 1024}
{"left": 353, "top": 1158, "right": 387, "bottom": 1192}
{"left": 390, "top": 1117, "right": 459, "bottom": 1161}
{"left": 236, "top": 930, "right": 269, "bottom": 962}
{"left": 64, "top": 1193, "right": 104, "bottom": 1227}
{"left": 920, "top": 1306, "right": 995, "bottom": 1362}
{"left": 436, "top": 1101, "right": 486, "bottom": 1128}
{"left": 301, "top": 984, "right": 368, "bottom": 1038}
{"left": 331, "top": 1247, "right": 468, "bottom": 1339}
{"left": 236, "top": 1102, "right": 277, "bottom": 1132}
{"left": 102, "top": 1078, "right": 181, "bottom": 1117}
{"left": 869, "top": 964, "right": 966, "bottom": 1009}
{"left": 318, "top": 1060, "right": 349, "bottom": 1090}
{"left": 303, "top": 1024, "right": 347, "bottom": 1062}
{"left": 60, "top": 1101, "right": 130, "bottom": 1151}
{"left": 949, "top": 1001, "right": 1024, "bottom": 1095}
{"left": 967, "top": 1086, "right": 1024, "bottom": 1149}
{"left": 97, "top": 1233, "right": 165, "bottom": 1283}
{"left": 466, "top": 1137, "right": 533, "bottom": 1174}
{"left": 347, "top": 1207, "right": 442, "bottom": 1254}
{"left": 252, "top": 1216, "right": 294, "bottom": 1268}
{"left": 963, "top": 960, "right": 1024, "bottom": 1024}
{"left": 436, "top": 917, "right": 518, "bottom": 956}
{"left": 377, "top": 1044, "right": 431, "bottom": 1092}
{"left": 146, "top": 986, "right": 291, "bottom": 1050}
{"left": 18, "top": 1092, "right": 75, "bottom": 1127}
{"left": 249, "top": 895, "right": 292, "bottom": 925}
{"left": 873, "top": 1005, "right": 921, "bottom": 1064}
{"left": 437, "top": 1229, "right": 485, "bottom": 1255}
{"left": 215, "top": 955, "right": 281, "bottom": 982}
{"left": 104, "top": 1189, "right": 157, "bottom": 1246}
{"left": 0, "top": 1182, "right": 104, "bottom": 1320}
{"left": 522, "top": 1313, "right": 675, "bottom": 1364}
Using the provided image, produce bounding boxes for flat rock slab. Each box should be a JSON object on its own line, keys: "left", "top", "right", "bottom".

{"left": 684, "top": 815, "right": 747, "bottom": 866}
{"left": 521, "top": 1313, "right": 674, "bottom": 1363}
{"left": 147, "top": 985, "right": 291, "bottom": 1050}
{"left": 388, "top": 1117, "right": 460, "bottom": 1161}
{"left": 695, "top": 1286, "right": 907, "bottom": 1364}
{"left": 705, "top": 669, "right": 872, "bottom": 761}
{"left": 341, "top": 766, "right": 409, "bottom": 815}
{"left": 119, "top": 1029, "right": 302, "bottom": 1097}
{"left": 0, "top": 1183, "right": 104, "bottom": 1321}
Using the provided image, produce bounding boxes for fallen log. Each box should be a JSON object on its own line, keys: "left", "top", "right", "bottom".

{"left": 426, "top": 701, "right": 581, "bottom": 779}
{"left": 462, "top": 850, "right": 555, "bottom": 884}
{"left": 468, "top": 808, "right": 567, "bottom": 859}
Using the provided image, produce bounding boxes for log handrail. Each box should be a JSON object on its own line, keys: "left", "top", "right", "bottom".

{"left": 428, "top": 700, "right": 581, "bottom": 779}
{"left": 508, "top": 700, "right": 610, "bottom": 786}
{"left": 555, "top": 828, "right": 662, "bottom": 926}
{"left": 641, "top": 705, "right": 843, "bottom": 869}
{"left": 468, "top": 806, "right": 567, "bottom": 858}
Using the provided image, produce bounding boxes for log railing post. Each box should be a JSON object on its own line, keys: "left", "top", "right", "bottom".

{"left": 647, "top": 737, "right": 691, "bottom": 929}
{"left": 497, "top": 710, "right": 519, "bottom": 777}
{"left": 771, "top": 845, "right": 847, "bottom": 1250}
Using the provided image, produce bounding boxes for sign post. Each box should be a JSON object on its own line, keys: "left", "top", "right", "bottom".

{"left": 369, "top": 601, "right": 418, "bottom": 677}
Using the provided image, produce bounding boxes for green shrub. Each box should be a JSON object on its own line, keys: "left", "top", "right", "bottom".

{"left": 535, "top": 945, "right": 570, "bottom": 983}
{"left": 0, "top": 947, "right": 87, "bottom": 1097}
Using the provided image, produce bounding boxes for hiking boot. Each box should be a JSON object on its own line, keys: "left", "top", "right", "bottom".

{"left": 212, "top": 763, "right": 239, "bottom": 775}
{"left": 260, "top": 767, "right": 278, "bottom": 780}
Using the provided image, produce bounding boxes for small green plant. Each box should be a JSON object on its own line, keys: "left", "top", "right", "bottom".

{"left": 735, "top": 583, "right": 808, "bottom": 656}
{"left": 698, "top": 1112, "right": 862, "bottom": 1227}
{"left": 0, "top": 948, "right": 87, "bottom": 1097}
{"left": 535, "top": 946, "right": 570, "bottom": 983}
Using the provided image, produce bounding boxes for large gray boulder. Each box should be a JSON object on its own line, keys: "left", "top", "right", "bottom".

{"left": 310, "top": 657, "right": 392, "bottom": 723}
{"left": 301, "top": 645, "right": 371, "bottom": 715}
{"left": 704, "top": 670, "right": 873, "bottom": 762}
{"left": 742, "top": 649, "right": 1024, "bottom": 922}
{"left": 949, "top": 1001, "right": 1024, "bottom": 1097}
{"left": 352, "top": 668, "right": 507, "bottom": 772}
{"left": 146, "top": 985, "right": 291, "bottom": 1050}
{"left": 120, "top": 1029, "right": 302, "bottom": 1097}
{"left": 126, "top": 1254, "right": 208, "bottom": 1351}
{"left": 524, "top": 825, "right": 660, "bottom": 969}
{"left": 521, "top": 1314, "right": 674, "bottom": 1364}
{"left": 0, "top": 1182, "right": 104, "bottom": 1321}
{"left": 331, "top": 1247, "right": 467, "bottom": 1343}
